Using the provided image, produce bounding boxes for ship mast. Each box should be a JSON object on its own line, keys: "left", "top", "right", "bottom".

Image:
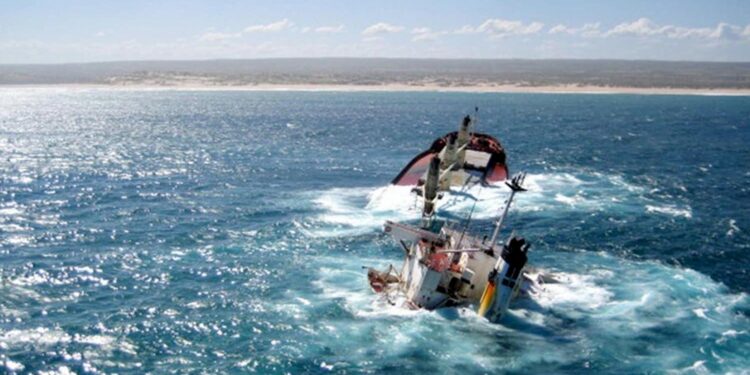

{"left": 421, "top": 156, "right": 440, "bottom": 229}
{"left": 488, "top": 172, "right": 527, "bottom": 248}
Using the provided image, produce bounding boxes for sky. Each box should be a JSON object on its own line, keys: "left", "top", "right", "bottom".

{"left": 1, "top": 0, "right": 749, "bottom": 64}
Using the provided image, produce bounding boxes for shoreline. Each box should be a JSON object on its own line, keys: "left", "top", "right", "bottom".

{"left": 2, "top": 83, "right": 750, "bottom": 96}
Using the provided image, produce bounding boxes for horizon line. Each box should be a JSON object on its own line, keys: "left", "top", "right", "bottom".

{"left": 3, "top": 56, "right": 750, "bottom": 67}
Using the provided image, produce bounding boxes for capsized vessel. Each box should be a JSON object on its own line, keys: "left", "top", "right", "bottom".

{"left": 369, "top": 146, "right": 537, "bottom": 323}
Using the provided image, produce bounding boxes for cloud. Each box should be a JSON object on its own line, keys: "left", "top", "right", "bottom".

{"left": 476, "top": 19, "right": 544, "bottom": 37}
{"left": 549, "top": 19, "right": 750, "bottom": 41}
{"left": 548, "top": 24, "right": 573, "bottom": 35}
{"left": 314, "top": 25, "right": 345, "bottom": 33}
{"left": 244, "top": 19, "right": 294, "bottom": 33}
{"left": 549, "top": 23, "right": 601, "bottom": 37}
{"left": 199, "top": 31, "right": 241, "bottom": 42}
{"left": 671, "top": 22, "right": 745, "bottom": 40}
{"left": 605, "top": 18, "right": 747, "bottom": 40}
{"left": 452, "top": 25, "right": 477, "bottom": 35}
{"left": 409, "top": 19, "right": 547, "bottom": 41}
{"left": 579, "top": 23, "right": 602, "bottom": 37}
{"left": 605, "top": 18, "right": 668, "bottom": 37}
{"left": 362, "top": 22, "right": 404, "bottom": 35}
{"left": 411, "top": 27, "right": 444, "bottom": 41}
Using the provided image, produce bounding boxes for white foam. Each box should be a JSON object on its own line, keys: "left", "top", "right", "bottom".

{"left": 315, "top": 186, "right": 413, "bottom": 228}
{"left": 692, "top": 308, "right": 710, "bottom": 320}
{"left": 38, "top": 365, "right": 76, "bottom": 375}
{"left": 8, "top": 270, "right": 109, "bottom": 288}
{"left": 0, "top": 327, "right": 136, "bottom": 357}
{"left": 524, "top": 172, "right": 584, "bottom": 191}
{"left": 3, "top": 235, "right": 34, "bottom": 246}
{"left": 0, "top": 327, "right": 71, "bottom": 346}
{"left": 311, "top": 261, "right": 427, "bottom": 318}
{"left": 645, "top": 204, "right": 693, "bottom": 219}
{"left": 721, "top": 329, "right": 745, "bottom": 338}
{"left": 727, "top": 219, "right": 739, "bottom": 237}
{"left": 186, "top": 301, "right": 206, "bottom": 309}
{"left": 0, "top": 207, "right": 24, "bottom": 216}
{"left": 74, "top": 334, "right": 115, "bottom": 347}
{"left": 0, "top": 223, "right": 27, "bottom": 232}
{"left": 716, "top": 329, "right": 747, "bottom": 344}
{"left": 0, "top": 306, "right": 27, "bottom": 318}
{"left": 553, "top": 193, "right": 583, "bottom": 206}
{"left": 670, "top": 360, "right": 709, "bottom": 374}
{"left": 531, "top": 271, "right": 613, "bottom": 310}
{"left": 320, "top": 361, "right": 334, "bottom": 371}
{"left": 10, "top": 176, "right": 34, "bottom": 184}
{"left": 2, "top": 358, "right": 25, "bottom": 372}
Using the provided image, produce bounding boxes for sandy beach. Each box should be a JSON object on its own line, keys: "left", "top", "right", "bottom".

{"left": 3, "top": 83, "right": 750, "bottom": 95}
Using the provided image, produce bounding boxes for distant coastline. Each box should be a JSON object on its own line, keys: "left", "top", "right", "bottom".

{"left": 2, "top": 58, "right": 750, "bottom": 95}
{"left": 3, "top": 83, "right": 750, "bottom": 96}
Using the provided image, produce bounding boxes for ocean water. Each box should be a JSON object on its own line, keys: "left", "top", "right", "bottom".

{"left": 1, "top": 89, "right": 749, "bottom": 374}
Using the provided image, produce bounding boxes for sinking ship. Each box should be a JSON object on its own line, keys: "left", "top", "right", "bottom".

{"left": 367, "top": 114, "right": 536, "bottom": 323}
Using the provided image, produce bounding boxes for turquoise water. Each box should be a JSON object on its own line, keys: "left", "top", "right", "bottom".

{"left": 1, "top": 89, "right": 749, "bottom": 373}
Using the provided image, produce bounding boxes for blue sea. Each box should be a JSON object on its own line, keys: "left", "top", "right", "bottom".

{"left": 1, "top": 89, "right": 749, "bottom": 374}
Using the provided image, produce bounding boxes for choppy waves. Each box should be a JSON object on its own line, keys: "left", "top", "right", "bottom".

{"left": 296, "top": 170, "right": 748, "bottom": 372}
{"left": 2, "top": 90, "right": 748, "bottom": 373}
{"left": 302, "top": 249, "right": 750, "bottom": 372}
